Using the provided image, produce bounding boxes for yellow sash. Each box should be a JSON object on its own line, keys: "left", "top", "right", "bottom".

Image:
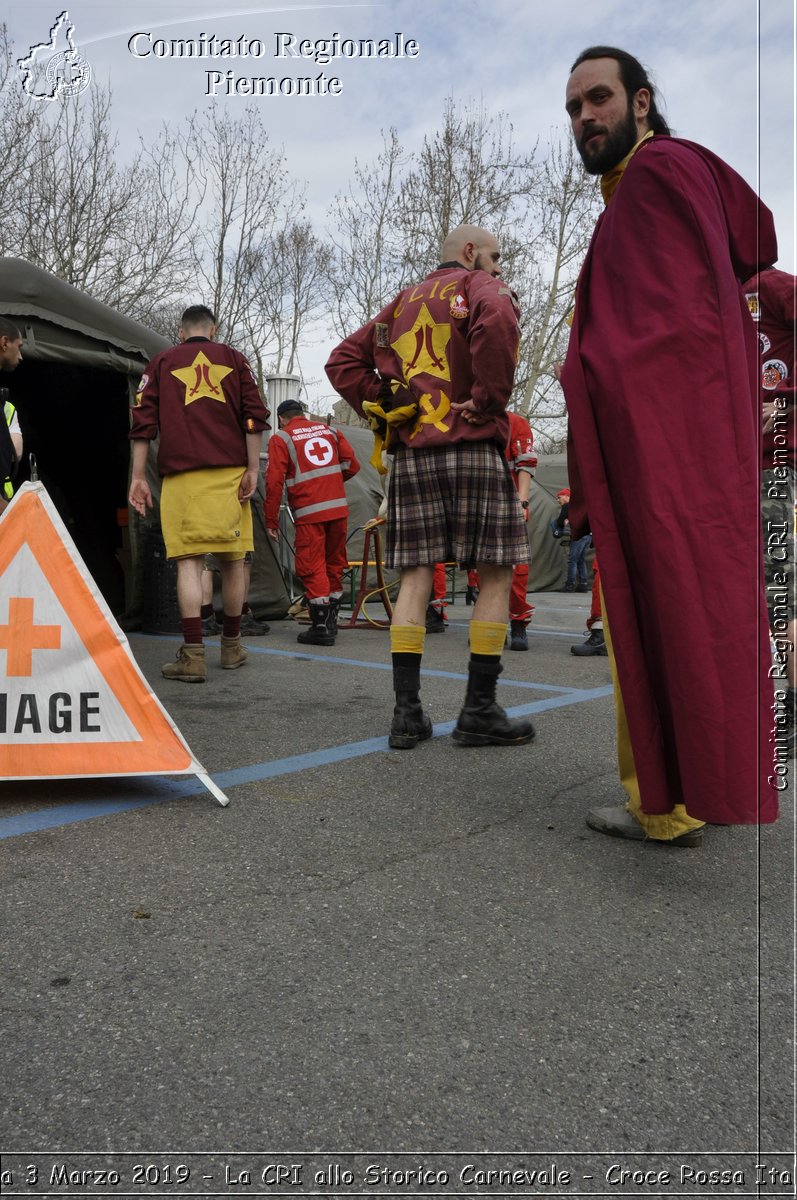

{"left": 361, "top": 398, "right": 419, "bottom": 474}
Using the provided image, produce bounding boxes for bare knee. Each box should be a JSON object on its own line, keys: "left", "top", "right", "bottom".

{"left": 393, "top": 565, "right": 435, "bottom": 626}
{"left": 472, "top": 564, "right": 513, "bottom": 624}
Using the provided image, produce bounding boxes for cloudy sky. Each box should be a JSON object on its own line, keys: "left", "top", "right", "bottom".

{"left": 5, "top": 0, "right": 795, "bottom": 405}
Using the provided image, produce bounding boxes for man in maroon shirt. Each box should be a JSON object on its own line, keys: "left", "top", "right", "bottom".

{"left": 129, "top": 305, "right": 269, "bottom": 683}
{"left": 326, "top": 225, "right": 534, "bottom": 751}
{"left": 561, "top": 47, "right": 779, "bottom": 845}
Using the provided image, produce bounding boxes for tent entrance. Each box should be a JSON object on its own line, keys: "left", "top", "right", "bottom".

{"left": 11, "top": 359, "right": 133, "bottom": 618}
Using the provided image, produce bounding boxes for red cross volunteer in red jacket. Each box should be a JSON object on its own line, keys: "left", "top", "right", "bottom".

{"left": 265, "top": 399, "right": 360, "bottom": 646}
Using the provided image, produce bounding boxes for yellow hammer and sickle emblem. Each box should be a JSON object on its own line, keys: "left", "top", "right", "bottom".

{"left": 409, "top": 392, "right": 451, "bottom": 439}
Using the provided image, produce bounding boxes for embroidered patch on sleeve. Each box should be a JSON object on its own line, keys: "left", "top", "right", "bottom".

{"left": 449, "top": 293, "right": 469, "bottom": 320}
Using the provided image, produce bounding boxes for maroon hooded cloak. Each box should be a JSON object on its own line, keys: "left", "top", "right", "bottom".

{"left": 561, "top": 136, "right": 779, "bottom": 824}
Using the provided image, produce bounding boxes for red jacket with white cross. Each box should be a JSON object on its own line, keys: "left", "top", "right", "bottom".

{"left": 264, "top": 416, "right": 360, "bottom": 527}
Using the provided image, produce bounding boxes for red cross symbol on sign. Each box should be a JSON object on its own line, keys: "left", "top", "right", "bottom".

{"left": 306, "top": 438, "right": 333, "bottom": 466}
{"left": 0, "top": 596, "right": 61, "bottom": 676}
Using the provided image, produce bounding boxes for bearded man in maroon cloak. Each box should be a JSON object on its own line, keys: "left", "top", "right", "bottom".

{"left": 560, "top": 46, "right": 780, "bottom": 846}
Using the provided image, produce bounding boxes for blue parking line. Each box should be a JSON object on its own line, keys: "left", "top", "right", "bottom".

{"left": 177, "top": 641, "right": 583, "bottom": 695}
{"left": 0, "top": 685, "right": 613, "bottom": 842}
{"left": 0, "top": 778, "right": 196, "bottom": 839}
{"left": 216, "top": 685, "right": 614, "bottom": 788}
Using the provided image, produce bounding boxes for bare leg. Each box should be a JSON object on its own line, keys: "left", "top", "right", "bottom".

{"left": 175, "top": 556, "right": 205, "bottom": 618}
{"left": 471, "top": 562, "right": 513, "bottom": 623}
{"left": 392, "top": 565, "right": 435, "bottom": 627}
{"left": 201, "top": 564, "right": 215, "bottom": 608}
{"left": 218, "top": 557, "right": 246, "bottom": 617}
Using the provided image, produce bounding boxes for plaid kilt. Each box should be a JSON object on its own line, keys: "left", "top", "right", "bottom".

{"left": 386, "top": 441, "right": 530, "bottom": 568}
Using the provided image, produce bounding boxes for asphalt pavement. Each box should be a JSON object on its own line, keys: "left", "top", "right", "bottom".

{"left": 0, "top": 591, "right": 793, "bottom": 1196}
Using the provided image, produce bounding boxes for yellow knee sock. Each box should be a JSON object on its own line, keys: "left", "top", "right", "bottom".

{"left": 390, "top": 624, "right": 426, "bottom": 656}
{"left": 469, "top": 620, "right": 508, "bottom": 658}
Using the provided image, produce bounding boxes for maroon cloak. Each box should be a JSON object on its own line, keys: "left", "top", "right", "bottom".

{"left": 561, "top": 136, "right": 779, "bottom": 824}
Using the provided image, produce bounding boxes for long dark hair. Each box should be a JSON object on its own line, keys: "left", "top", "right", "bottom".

{"left": 571, "top": 46, "right": 672, "bottom": 136}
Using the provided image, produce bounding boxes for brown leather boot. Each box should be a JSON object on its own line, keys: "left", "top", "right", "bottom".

{"left": 220, "top": 635, "right": 247, "bottom": 669}
{"left": 162, "top": 643, "right": 206, "bottom": 683}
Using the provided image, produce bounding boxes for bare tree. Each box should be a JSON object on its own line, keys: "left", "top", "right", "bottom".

{"left": 182, "top": 106, "right": 302, "bottom": 346}
{"left": 245, "top": 220, "right": 333, "bottom": 380}
{"left": 396, "top": 98, "right": 539, "bottom": 280}
{"left": 325, "top": 104, "right": 539, "bottom": 333}
{"left": 2, "top": 31, "right": 328, "bottom": 382}
{"left": 326, "top": 128, "right": 408, "bottom": 336}
{"left": 108, "top": 126, "right": 203, "bottom": 325}
{"left": 0, "top": 25, "right": 47, "bottom": 226}
{"left": 22, "top": 89, "right": 132, "bottom": 290}
{"left": 511, "top": 132, "right": 601, "bottom": 448}
{"left": 1, "top": 40, "right": 200, "bottom": 324}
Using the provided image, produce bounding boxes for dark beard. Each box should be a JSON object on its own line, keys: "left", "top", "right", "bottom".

{"left": 578, "top": 102, "right": 638, "bottom": 175}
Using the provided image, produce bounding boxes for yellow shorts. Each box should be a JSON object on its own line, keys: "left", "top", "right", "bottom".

{"left": 161, "top": 467, "right": 253, "bottom": 561}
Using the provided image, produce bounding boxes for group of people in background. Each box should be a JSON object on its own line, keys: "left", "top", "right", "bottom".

{"left": 3, "top": 45, "right": 791, "bottom": 850}
{"left": 120, "top": 43, "right": 795, "bottom": 846}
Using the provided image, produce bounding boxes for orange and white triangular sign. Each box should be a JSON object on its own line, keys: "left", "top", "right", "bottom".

{"left": 0, "top": 482, "right": 228, "bottom": 805}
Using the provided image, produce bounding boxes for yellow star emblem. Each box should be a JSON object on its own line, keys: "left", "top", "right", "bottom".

{"left": 390, "top": 304, "right": 451, "bottom": 385}
{"left": 171, "top": 351, "right": 233, "bottom": 405}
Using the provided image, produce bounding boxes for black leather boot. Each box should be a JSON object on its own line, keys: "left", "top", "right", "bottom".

{"left": 425, "top": 604, "right": 446, "bottom": 633}
{"left": 328, "top": 596, "right": 342, "bottom": 635}
{"left": 453, "top": 660, "right": 535, "bottom": 746}
{"left": 389, "top": 666, "right": 433, "bottom": 749}
{"left": 571, "top": 627, "right": 607, "bottom": 656}
{"left": 509, "top": 620, "right": 528, "bottom": 651}
{"left": 297, "top": 602, "right": 335, "bottom": 646}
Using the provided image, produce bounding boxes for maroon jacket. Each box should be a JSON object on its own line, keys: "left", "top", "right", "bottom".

{"left": 325, "top": 266, "right": 520, "bottom": 452}
{"left": 130, "top": 337, "right": 269, "bottom": 475}
{"left": 743, "top": 267, "right": 795, "bottom": 470}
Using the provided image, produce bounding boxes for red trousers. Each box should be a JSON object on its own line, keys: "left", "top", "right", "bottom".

{"left": 431, "top": 562, "right": 449, "bottom": 608}
{"left": 509, "top": 562, "right": 533, "bottom": 623}
{"left": 295, "top": 518, "right": 348, "bottom": 601}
